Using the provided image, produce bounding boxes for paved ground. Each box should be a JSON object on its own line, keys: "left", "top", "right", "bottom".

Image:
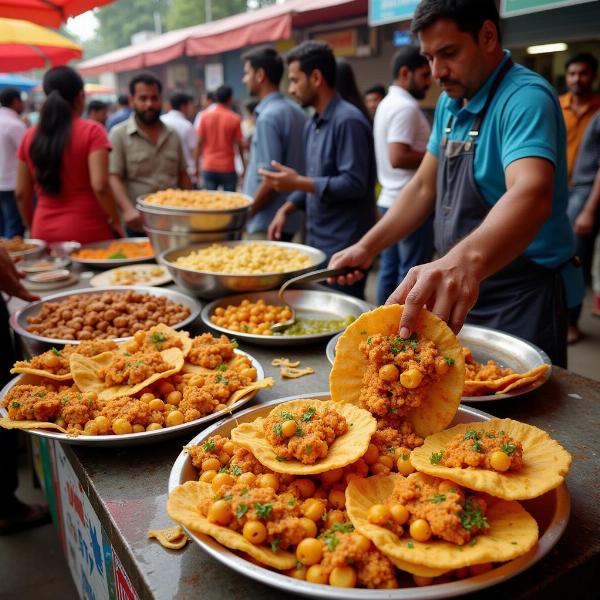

{"left": 1, "top": 279, "right": 597, "bottom": 600}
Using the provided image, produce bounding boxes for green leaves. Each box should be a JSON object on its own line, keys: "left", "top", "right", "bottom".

{"left": 459, "top": 498, "right": 489, "bottom": 531}
{"left": 430, "top": 451, "right": 443, "bottom": 464}
{"left": 254, "top": 502, "right": 273, "bottom": 519}
{"left": 301, "top": 406, "right": 316, "bottom": 422}
{"left": 203, "top": 438, "right": 216, "bottom": 452}
{"left": 235, "top": 503, "right": 249, "bottom": 520}
{"left": 501, "top": 442, "right": 516, "bottom": 456}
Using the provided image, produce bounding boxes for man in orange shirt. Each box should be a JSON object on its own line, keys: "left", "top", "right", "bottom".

{"left": 197, "top": 85, "right": 245, "bottom": 191}
{"left": 560, "top": 53, "right": 600, "bottom": 184}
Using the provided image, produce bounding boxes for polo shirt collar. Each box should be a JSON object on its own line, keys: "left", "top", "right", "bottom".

{"left": 314, "top": 93, "right": 341, "bottom": 125}
{"left": 255, "top": 91, "right": 284, "bottom": 116}
{"left": 447, "top": 49, "right": 512, "bottom": 117}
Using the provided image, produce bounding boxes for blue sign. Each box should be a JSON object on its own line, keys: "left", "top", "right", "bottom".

{"left": 369, "top": 0, "right": 421, "bottom": 26}
{"left": 393, "top": 30, "right": 415, "bottom": 46}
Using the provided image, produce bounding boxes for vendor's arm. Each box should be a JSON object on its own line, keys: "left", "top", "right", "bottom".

{"left": 88, "top": 149, "right": 125, "bottom": 237}
{"left": 267, "top": 196, "right": 301, "bottom": 240}
{"left": 392, "top": 156, "right": 554, "bottom": 336}
{"left": 0, "top": 246, "right": 39, "bottom": 302}
{"left": 328, "top": 152, "right": 438, "bottom": 282}
{"left": 574, "top": 166, "right": 600, "bottom": 235}
{"left": 15, "top": 160, "right": 34, "bottom": 229}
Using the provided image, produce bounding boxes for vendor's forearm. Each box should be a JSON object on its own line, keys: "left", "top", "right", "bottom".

{"left": 252, "top": 181, "right": 275, "bottom": 214}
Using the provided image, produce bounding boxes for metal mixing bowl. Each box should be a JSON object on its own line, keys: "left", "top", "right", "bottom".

{"left": 10, "top": 286, "right": 201, "bottom": 356}
{"left": 159, "top": 240, "right": 327, "bottom": 299}
{"left": 145, "top": 226, "right": 243, "bottom": 255}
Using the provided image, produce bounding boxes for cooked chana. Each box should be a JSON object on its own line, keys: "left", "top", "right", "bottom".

{"left": 173, "top": 243, "right": 313, "bottom": 274}
{"left": 211, "top": 299, "right": 292, "bottom": 334}
{"left": 143, "top": 189, "right": 250, "bottom": 210}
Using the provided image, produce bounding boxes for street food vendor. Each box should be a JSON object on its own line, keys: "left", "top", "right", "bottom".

{"left": 329, "top": 0, "right": 584, "bottom": 367}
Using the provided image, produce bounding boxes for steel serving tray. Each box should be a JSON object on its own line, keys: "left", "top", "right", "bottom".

{"left": 325, "top": 324, "right": 551, "bottom": 402}
{"left": 0, "top": 349, "right": 265, "bottom": 447}
{"left": 159, "top": 240, "right": 327, "bottom": 299}
{"left": 69, "top": 237, "right": 155, "bottom": 268}
{"left": 201, "top": 290, "right": 374, "bottom": 346}
{"left": 168, "top": 392, "right": 570, "bottom": 599}
{"left": 10, "top": 286, "right": 201, "bottom": 356}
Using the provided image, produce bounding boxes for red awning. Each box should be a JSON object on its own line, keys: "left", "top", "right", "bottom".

{"left": 78, "top": 0, "right": 367, "bottom": 76}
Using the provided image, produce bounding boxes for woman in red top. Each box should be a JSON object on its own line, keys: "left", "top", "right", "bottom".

{"left": 16, "top": 66, "right": 123, "bottom": 244}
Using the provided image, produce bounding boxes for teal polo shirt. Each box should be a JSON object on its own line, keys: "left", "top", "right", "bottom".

{"left": 427, "top": 50, "right": 584, "bottom": 307}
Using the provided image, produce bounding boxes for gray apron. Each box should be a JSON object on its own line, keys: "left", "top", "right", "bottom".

{"left": 435, "top": 59, "right": 568, "bottom": 367}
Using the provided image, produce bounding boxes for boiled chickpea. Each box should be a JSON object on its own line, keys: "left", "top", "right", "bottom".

{"left": 409, "top": 519, "right": 432, "bottom": 542}
{"left": 166, "top": 410, "right": 184, "bottom": 427}
{"left": 320, "top": 468, "right": 344, "bottom": 485}
{"left": 293, "top": 478, "right": 316, "bottom": 499}
{"left": 400, "top": 368, "right": 424, "bottom": 389}
{"left": 328, "top": 489, "right": 346, "bottom": 510}
{"left": 43, "top": 353, "right": 60, "bottom": 368}
{"left": 211, "top": 473, "right": 235, "bottom": 493}
{"left": 148, "top": 398, "right": 165, "bottom": 412}
{"left": 280, "top": 473, "right": 296, "bottom": 484}
{"left": 324, "top": 510, "right": 344, "bottom": 529}
{"left": 242, "top": 521, "right": 267, "bottom": 544}
{"left": 140, "top": 392, "right": 155, "bottom": 403}
{"left": 313, "top": 488, "right": 328, "bottom": 500}
{"left": 299, "top": 517, "right": 318, "bottom": 538}
{"left": 302, "top": 499, "right": 326, "bottom": 522}
{"left": 223, "top": 441, "right": 235, "bottom": 455}
{"left": 352, "top": 532, "right": 371, "bottom": 553}
{"left": 329, "top": 566, "right": 357, "bottom": 588}
{"left": 208, "top": 500, "right": 233, "bottom": 526}
{"left": 218, "top": 451, "right": 231, "bottom": 465}
{"left": 362, "top": 443, "right": 379, "bottom": 465}
{"left": 438, "top": 480, "right": 460, "bottom": 495}
{"left": 200, "top": 470, "right": 217, "bottom": 483}
{"left": 367, "top": 504, "right": 391, "bottom": 526}
{"left": 83, "top": 421, "right": 99, "bottom": 436}
{"left": 54, "top": 417, "right": 66, "bottom": 428}
{"left": 306, "top": 565, "right": 329, "bottom": 584}
{"left": 257, "top": 473, "right": 279, "bottom": 492}
{"left": 112, "top": 418, "right": 132, "bottom": 435}
{"left": 146, "top": 423, "right": 163, "bottom": 431}
{"left": 240, "top": 367, "right": 257, "bottom": 380}
{"left": 378, "top": 455, "right": 394, "bottom": 469}
{"left": 396, "top": 453, "right": 416, "bottom": 476}
{"left": 413, "top": 575, "right": 434, "bottom": 587}
{"left": 202, "top": 457, "right": 221, "bottom": 472}
{"left": 435, "top": 357, "right": 450, "bottom": 375}
{"left": 296, "top": 538, "right": 323, "bottom": 566}
{"left": 166, "top": 390, "right": 182, "bottom": 406}
{"left": 281, "top": 419, "right": 297, "bottom": 438}
{"left": 94, "top": 415, "right": 110, "bottom": 434}
{"left": 132, "top": 424, "right": 145, "bottom": 433}
{"left": 158, "top": 381, "right": 175, "bottom": 396}
{"left": 238, "top": 472, "right": 256, "bottom": 486}
{"left": 371, "top": 463, "right": 389, "bottom": 475}
{"left": 389, "top": 503, "right": 409, "bottom": 525}
{"left": 490, "top": 450, "right": 511, "bottom": 472}
{"left": 344, "top": 472, "right": 363, "bottom": 485}
{"left": 378, "top": 363, "right": 399, "bottom": 382}
{"left": 288, "top": 564, "right": 307, "bottom": 580}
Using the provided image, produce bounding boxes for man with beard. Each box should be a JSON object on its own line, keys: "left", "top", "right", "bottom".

{"left": 329, "top": 0, "right": 584, "bottom": 367}
{"left": 263, "top": 40, "right": 376, "bottom": 299}
{"left": 241, "top": 46, "right": 306, "bottom": 240}
{"left": 109, "top": 73, "right": 191, "bottom": 234}
{"left": 374, "top": 46, "right": 433, "bottom": 305}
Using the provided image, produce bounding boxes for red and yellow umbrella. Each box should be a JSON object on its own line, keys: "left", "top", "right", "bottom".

{"left": 0, "top": 17, "right": 82, "bottom": 72}
{"left": 0, "top": 0, "right": 115, "bottom": 28}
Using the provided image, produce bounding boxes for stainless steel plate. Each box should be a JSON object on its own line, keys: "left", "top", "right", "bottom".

{"left": 325, "top": 325, "right": 552, "bottom": 402}
{"left": 70, "top": 237, "right": 155, "bottom": 268}
{"left": 20, "top": 256, "right": 71, "bottom": 273}
{"left": 6, "top": 237, "right": 46, "bottom": 259}
{"left": 159, "top": 240, "right": 327, "bottom": 299}
{"left": 202, "top": 290, "right": 374, "bottom": 346}
{"left": 10, "top": 286, "right": 201, "bottom": 356}
{"left": 0, "top": 349, "right": 265, "bottom": 447}
{"left": 168, "top": 393, "right": 570, "bottom": 599}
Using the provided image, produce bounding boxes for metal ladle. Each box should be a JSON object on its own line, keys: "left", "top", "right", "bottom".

{"left": 270, "top": 266, "right": 366, "bottom": 333}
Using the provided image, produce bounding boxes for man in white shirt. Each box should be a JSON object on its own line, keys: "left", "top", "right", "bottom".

{"left": 0, "top": 89, "right": 27, "bottom": 238}
{"left": 161, "top": 92, "right": 198, "bottom": 185}
{"left": 374, "top": 46, "right": 433, "bottom": 304}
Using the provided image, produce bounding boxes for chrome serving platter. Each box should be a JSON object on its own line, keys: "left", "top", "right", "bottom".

{"left": 201, "top": 290, "right": 374, "bottom": 346}
{"left": 159, "top": 240, "right": 327, "bottom": 299}
{"left": 6, "top": 237, "right": 46, "bottom": 259}
{"left": 69, "top": 237, "right": 155, "bottom": 268}
{"left": 0, "top": 349, "right": 264, "bottom": 447}
{"left": 326, "top": 324, "right": 551, "bottom": 402}
{"left": 168, "top": 393, "right": 570, "bottom": 599}
{"left": 10, "top": 285, "right": 201, "bottom": 356}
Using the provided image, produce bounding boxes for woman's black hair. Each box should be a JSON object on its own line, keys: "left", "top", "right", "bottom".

{"left": 30, "top": 66, "right": 83, "bottom": 196}
{"left": 335, "top": 58, "right": 371, "bottom": 122}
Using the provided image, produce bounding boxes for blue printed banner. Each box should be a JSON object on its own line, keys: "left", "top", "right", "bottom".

{"left": 369, "top": 0, "right": 421, "bottom": 26}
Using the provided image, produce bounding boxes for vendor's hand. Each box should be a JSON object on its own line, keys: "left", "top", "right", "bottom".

{"left": 574, "top": 210, "right": 595, "bottom": 236}
{"left": 387, "top": 254, "right": 481, "bottom": 336}
{"left": 112, "top": 222, "right": 127, "bottom": 239}
{"left": 259, "top": 161, "right": 300, "bottom": 192}
{"left": 267, "top": 208, "right": 287, "bottom": 240}
{"left": 123, "top": 207, "right": 143, "bottom": 231}
{"left": 0, "top": 247, "right": 39, "bottom": 302}
{"left": 327, "top": 243, "right": 373, "bottom": 286}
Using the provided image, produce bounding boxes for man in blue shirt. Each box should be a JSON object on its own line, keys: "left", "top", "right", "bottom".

{"left": 107, "top": 94, "right": 132, "bottom": 132}
{"left": 330, "top": 0, "right": 583, "bottom": 366}
{"left": 262, "top": 40, "right": 376, "bottom": 298}
{"left": 241, "top": 47, "right": 306, "bottom": 241}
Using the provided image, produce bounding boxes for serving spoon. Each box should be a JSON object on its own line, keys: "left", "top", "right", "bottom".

{"left": 270, "top": 266, "right": 366, "bottom": 333}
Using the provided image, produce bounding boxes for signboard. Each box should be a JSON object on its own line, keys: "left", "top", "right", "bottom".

{"left": 369, "top": 0, "right": 420, "bottom": 26}
{"left": 205, "top": 63, "right": 224, "bottom": 91}
{"left": 501, "top": 0, "right": 597, "bottom": 17}
{"left": 313, "top": 29, "right": 358, "bottom": 57}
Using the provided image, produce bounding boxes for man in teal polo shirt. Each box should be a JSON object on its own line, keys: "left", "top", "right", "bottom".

{"left": 329, "top": 0, "right": 583, "bottom": 366}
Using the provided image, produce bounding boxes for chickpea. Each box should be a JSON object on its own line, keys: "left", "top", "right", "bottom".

{"left": 166, "top": 410, "right": 184, "bottom": 427}
{"left": 296, "top": 538, "right": 323, "bottom": 566}
{"left": 208, "top": 500, "right": 233, "bottom": 526}
{"left": 83, "top": 421, "right": 99, "bottom": 436}
{"left": 292, "top": 479, "right": 316, "bottom": 499}
{"left": 320, "top": 468, "right": 344, "bottom": 485}
{"left": 306, "top": 565, "right": 329, "bottom": 584}
{"left": 389, "top": 503, "right": 409, "bottom": 525}
{"left": 409, "top": 519, "right": 432, "bottom": 542}
{"left": 367, "top": 504, "right": 391, "bottom": 525}
{"left": 240, "top": 367, "right": 257, "bottom": 380}
{"left": 371, "top": 463, "right": 389, "bottom": 475}
{"left": 352, "top": 532, "right": 371, "bottom": 553}
{"left": 132, "top": 424, "right": 145, "bottom": 433}
{"left": 325, "top": 510, "right": 345, "bottom": 529}
{"left": 438, "top": 480, "right": 461, "bottom": 495}
{"left": 242, "top": 521, "right": 267, "bottom": 544}
{"left": 328, "top": 489, "right": 346, "bottom": 510}
{"left": 378, "top": 455, "right": 394, "bottom": 469}
{"left": 344, "top": 472, "right": 362, "bottom": 485}
{"left": 202, "top": 457, "right": 221, "bottom": 472}
{"left": 94, "top": 416, "right": 110, "bottom": 434}
{"left": 211, "top": 473, "right": 235, "bottom": 493}
{"left": 146, "top": 423, "right": 163, "bottom": 432}
{"left": 42, "top": 353, "right": 60, "bottom": 368}
{"left": 214, "top": 403, "right": 227, "bottom": 412}
{"left": 379, "top": 363, "right": 399, "bottom": 382}
{"left": 302, "top": 499, "right": 326, "bottom": 522}
{"left": 362, "top": 443, "right": 379, "bottom": 465}
{"left": 435, "top": 357, "right": 450, "bottom": 375}
{"left": 287, "top": 564, "right": 307, "bottom": 580}
{"left": 281, "top": 419, "right": 297, "bottom": 438}
{"left": 400, "top": 368, "right": 424, "bottom": 389}
{"left": 299, "top": 517, "right": 318, "bottom": 538}
{"left": 200, "top": 470, "right": 217, "bottom": 483}
{"left": 140, "top": 392, "right": 155, "bottom": 403}
{"left": 112, "top": 418, "right": 133, "bottom": 435}
{"left": 329, "top": 566, "right": 357, "bottom": 588}
{"left": 413, "top": 575, "right": 434, "bottom": 587}
{"left": 256, "top": 473, "right": 279, "bottom": 492}
{"left": 218, "top": 451, "right": 231, "bottom": 465}
{"left": 396, "top": 449, "right": 416, "bottom": 476}
{"left": 158, "top": 381, "right": 175, "bottom": 396}
{"left": 237, "top": 472, "right": 256, "bottom": 486}
{"left": 148, "top": 398, "right": 165, "bottom": 412}
{"left": 490, "top": 450, "right": 511, "bottom": 472}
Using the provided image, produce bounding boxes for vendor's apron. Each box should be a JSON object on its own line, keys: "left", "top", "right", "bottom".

{"left": 435, "top": 59, "right": 568, "bottom": 367}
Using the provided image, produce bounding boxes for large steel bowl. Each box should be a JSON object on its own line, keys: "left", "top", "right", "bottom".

{"left": 159, "top": 240, "right": 327, "bottom": 299}
{"left": 6, "top": 238, "right": 46, "bottom": 260}
{"left": 145, "top": 226, "right": 243, "bottom": 255}
{"left": 10, "top": 285, "right": 201, "bottom": 356}
{"left": 137, "top": 196, "right": 251, "bottom": 233}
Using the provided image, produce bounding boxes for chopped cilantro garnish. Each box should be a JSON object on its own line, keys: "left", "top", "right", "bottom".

{"left": 463, "top": 430, "right": 479, "bottom": 441}
{"left": 218, "top": 467, "right": 229, "bottom": 474}
{"left": 203, "top": 438, "right": 216, "bottom": 452}
{"left": 389, "top": 332, "right": 418, "bottom": 355}
{"left": 366, "top": 336, "right": 372, "bottom": 345}
{"left": 280, "top": 410, "right": 295, "bottom": 421}
{"left": 295, "top": 425, "right": 305, "bottom": 437}
{"left": 222, "top": 494, "right": 233, "bottom": 502}
{"left": 444, "top": 356, "right": 455, "bottom": 366}
{"left": 304, "top": 445, "right": 313, "bottom": 454}
{"left": 240, "top": 488, "right": 249, "bottom": 497}
{"left": 407, "top": 540, "right": 414, "bottom": 549}
{"left": 236, "top": 503, "right": 249, "bottom": 519}
{"left": 254, "top": 502, "right": 273, "bottom": 519}
{"left": 270, "top": 539, "right": 281, "bottom": 553}
{"left": 498, "top": 430, "right": 506, "bottom": 436}
{"left": 430, "top": 451, "right": 443, "bottom": 464}
{"left": 108, "top": 252, "right": 127, "bottom": 259}
{"left": 321, "top": 512, "right": 327, "bottom": 522}
{"left": 400, "top": 452, "right": 410, "bottom": 461}
{"left": 485, "top": 432, "right": 496, "bottom": 438}
{"left": 469, "top": 538, "right": 478, "bottom": 546}
{"left": 60, "top": 397, "right": 69, "bottom": 404}
{"left": 215, "top": 373, "right": 229, "bottom": 385}
{"left": 471, "top": 439, "right": 483, "bottom": 452}
{"left": 10, "top": 401, "right": 20, "bottom": 408}
{"left": 330, "top": 522, "right": 354, "bottom": 533}
{"left": 242, "top": 324, "right": 249, "bottom": 332}
{"left": 301, "top": 406, "right": 316, "bottom": 422}
{"left": 323, "top": 532, "right": 339, "bottom": 551}
{"left": 387, "top": 446, "right": 396, "bottom": 454}
{"left": 274, "top": 423, "right": 282, "bottom": 438}
{"left": 501, "top": 442, "right": 516, "bottom": 456}
{"left": 231, "top": 465, "right": 243, "bottom": 476}
{"left": 33, "top": 391, "right": 46, "bottom": 398}
{"left": 215, "top": 364, "right": 228, "bottom": 372}
{"left": 430, "top": 494, "right": 446, "bottom": 504}
{"left": 287, "top": 498, "right": 296, "bottom": 507}
{"left": 230, "top": 338, "right": 239, "bottom": 348}
{"left": 51, "top": 347, "right": 62, "bottom": 356}
{"left": 459, "top": 498, "right": 489, "bottom": 531}
{"left": 275, "top": 455, "right": 287, "bottom": 462}
{"left": 150, "top": 332, "right": 167, "bottom": 346}
{"left": 389, "top": 406, "right": 398, "bottom": 414}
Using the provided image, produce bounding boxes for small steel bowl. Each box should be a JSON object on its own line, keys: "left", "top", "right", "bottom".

{"left": 159, "top": 240, "right": 327, "bottom": 299}
{"left": 48, "top": 241, "right": 81, "bottom": 258}
{"left": 145, "top": 226, "right": 243, "bottom": 255}
{"left": 7, "top": 238, "right": 46, "bottom": 260}
{"left": 10, "top": 285, "right": 201, "bottom": 356}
